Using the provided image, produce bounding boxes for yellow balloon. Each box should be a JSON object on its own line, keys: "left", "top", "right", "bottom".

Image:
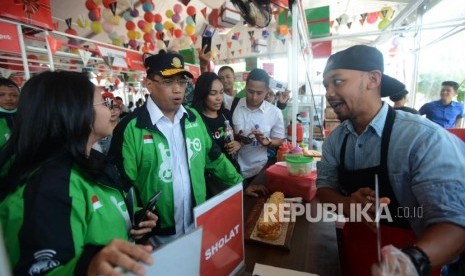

{"left": 165, "top": 10, "right": 174, "bottom": 19}
{"left": 378, "top": 18, "right": 391, "bottom": 30}
{"left": 164, "top": 21, "right": 173, "bottom": 30}
{"left": 136, "top": 31, "right": 141, "bottom": 40}
{"left": 143, "top": 23, "right": 153, "bottom": 33}
{"left": 91, "top": 21, "right": 103, "bottom": 34}
{"left": 110, "top": 15, "right": 121, "bottom": 25}
{"left": 127, "top": 30, "right": 138, "bottom": 40}
{"left": 185, "top": 24, "right": 195, "bottom": 36}
{"left": 112, "top": 38, "right": 123, "bottom": 47}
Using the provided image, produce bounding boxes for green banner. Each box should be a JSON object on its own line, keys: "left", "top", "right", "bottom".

{"left": 305, "top": 6, "right": 330, "bottom": 38}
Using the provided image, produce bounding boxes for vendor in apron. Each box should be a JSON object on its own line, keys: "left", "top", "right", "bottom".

{"left": 317, "top": 45, "right": 465, "bottom": 276}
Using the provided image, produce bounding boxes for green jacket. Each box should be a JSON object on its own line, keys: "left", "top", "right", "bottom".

{"left": 109, "top": 104, "right": 242, "bottom": 235}
{"left": 0, "top": 153, "right": 132, "bottom": 275}
{"left": 0, "top": 112, "right": 14, "bottom": 149}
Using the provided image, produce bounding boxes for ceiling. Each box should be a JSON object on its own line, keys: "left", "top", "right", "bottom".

{"left": 2, "top": 0, "right": 456, "bottom": 81}
{"left": 47, "top": 0, "right": 429, "bottom": 59}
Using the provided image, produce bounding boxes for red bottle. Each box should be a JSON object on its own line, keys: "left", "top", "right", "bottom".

{"left": 287, "top": 121, "right": 304, "bottom": 143}
{"left": 277, "top": 141, "right": 290, "bottom": 162}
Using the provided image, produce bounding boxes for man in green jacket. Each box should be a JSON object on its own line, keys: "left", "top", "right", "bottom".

{"left": 109, "top": 52, "right": 243, "bottom": 245}
{"left": 0, "top": 78, "right": 19, "bottom": 148}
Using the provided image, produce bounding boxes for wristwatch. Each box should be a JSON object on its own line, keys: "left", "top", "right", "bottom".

{"left": 401, "top": 245, "right": 432, "bottom": 276}
{"left": 264, "top": 137, "right": 272, "bottom": 147}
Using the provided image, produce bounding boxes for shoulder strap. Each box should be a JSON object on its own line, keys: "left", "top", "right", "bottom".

{"left": 230, "top": 97, "right": 240, "bottom": 114}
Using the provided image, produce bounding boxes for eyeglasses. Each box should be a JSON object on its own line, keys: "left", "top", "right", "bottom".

{"left": 151, "top": 78, "right": 190, "bottom": 88}
{"left": 94, "top": 98, "right": 113, "bottom": 109}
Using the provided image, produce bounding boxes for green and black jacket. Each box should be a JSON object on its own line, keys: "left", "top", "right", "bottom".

{"left": 109, "top": 103, "right": 243, "bottom": 235}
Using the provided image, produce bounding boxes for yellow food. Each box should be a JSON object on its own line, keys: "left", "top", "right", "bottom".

{"left": 256, "top": 192, "right": 285, "bottom": 240}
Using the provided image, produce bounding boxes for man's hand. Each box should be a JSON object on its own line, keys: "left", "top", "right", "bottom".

{"left": 371, "top": 245, "right": 418, "bottom": 276}
{"left": 130, "top": 211, "right": 158, "bottom": 241}
{"left": 245, "top": 184, "right": 269, "bottom": 197}
{"left": 350, "top": 187, "right": 390, "bottom": 232}
{"left": 277, "top": 89, "right": 290, "bottom": 104}
{"left": 87, "top": 239, "right": 153, "bottom": 276}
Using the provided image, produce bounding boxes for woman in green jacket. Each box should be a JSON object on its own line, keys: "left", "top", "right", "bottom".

{"left": 0, "top": 71, "right": 156, "bottom": 276}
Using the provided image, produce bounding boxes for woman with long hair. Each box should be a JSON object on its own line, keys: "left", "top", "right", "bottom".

{"left": 191, "top": 72, "right": 241, "bottom": 197}
{"left": 0, "top": 71, "right": 156, "bottom": 276}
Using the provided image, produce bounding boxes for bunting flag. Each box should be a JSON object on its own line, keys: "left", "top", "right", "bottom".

{"left": 78, "top": 49, "right": 92, "bottom": 66}
{"left": 164, "top": 40, "right": 170, "bottom": 48}
{"left": 347, "top": 22, "right": 352, "bottom": 29}
{"left": 216, "top": 44, "right": 221, "bottom": 50}
{"left": 102, "top": 55, "right": 115, "bottom": 68}
{"left": 248, "top": 31, "right": 254, "bottom": 38}
{"left": 46, "top": 35, "right": 62, "bottom": 55}
{"left": 192, "top": 14, "right": 196, "bottom": 23}
{"left": 0, "top": 68, "right": 13, "bottom": 78}
{"left": 330, "top": 20, "right": 334, "bottom": 28}
{"left": 381, "top": 9, "right": 388, "bottom": 19}
{"left": 52, "top": 21, "right": 59, "bottom": 31}
{"left": 231, "top": 50, "right": 235, "bottom": 56}
{"left": 65, "top": 18, "right": 72, "bottom": 29}
{"left": 336, "top": 17, "right": 342, "bottom": 25}
{"left": 190, "top": 35, "right": 197, "bottom": 44}
{"left": 234, "top": 32, "right": 240, "bottom": 39}
{"left": 238, "top": 49, "right": 242, "bottom": 55}
{"left": 125, "top": 56, "right": 132, "bottom": 68}
{"left": 360, "top": 13, "right": 368, "bottom": 26}
{"left": 109, "top": 2, "right": 117, "bottom": 16}
{"left": 201, "top": 7, "right": 207, "bottom": 19}
{"left": 227, "top": 41, "right": 232, "bottom": 49}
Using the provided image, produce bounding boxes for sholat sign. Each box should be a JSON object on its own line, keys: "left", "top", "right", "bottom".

{"left": 205, "top": 224, "right": 240, "bottom": 260}
{"left": 194, "top": 184, "right": 244, "bottom": 276}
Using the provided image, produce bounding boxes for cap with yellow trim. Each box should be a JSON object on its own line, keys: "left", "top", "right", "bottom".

{"left": 144, "top": 52, "right": 193, "bottom": 79}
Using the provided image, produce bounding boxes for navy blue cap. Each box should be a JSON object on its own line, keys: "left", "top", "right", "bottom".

{"left": 323, "top": 45, "right": 405, "bottom": 97}
{"left": 144, "top": 53, "right": 193, "bottom": 79}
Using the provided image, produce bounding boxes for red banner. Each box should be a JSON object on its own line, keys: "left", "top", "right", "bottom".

{"left": 194, "top": 185, "right": 244, "bottom": 276}
{"left": 185, "top": 63, "right": 200, "bottom": 81}
{"left": 0, "top": 21, "right": 21, "bottom": 54}
{"left": 126, "top": 51, "right": 145, "bottom": 71}
{"left": 0, "top": 0, "right": 54, "bottom": 30}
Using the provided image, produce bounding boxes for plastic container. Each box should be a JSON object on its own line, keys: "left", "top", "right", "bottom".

{"left": 266, "top": 164, "right": 317, "bottom": 202}
{"left": 285, "top": 155, "right": 313, "bottom": 177}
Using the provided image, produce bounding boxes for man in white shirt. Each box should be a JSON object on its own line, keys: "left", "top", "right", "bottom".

{"left": 232, "top": 68, "right": 285, "bottom": 189}
{"left": 218, "top": 66, "right": 237, "bottom": 110}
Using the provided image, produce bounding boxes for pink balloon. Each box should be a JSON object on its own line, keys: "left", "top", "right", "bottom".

{"left": 137, "top": 20, "right": 147, "bottom": 30}
{"left": 173, "top": 4, "right": 183, "bottom": 14}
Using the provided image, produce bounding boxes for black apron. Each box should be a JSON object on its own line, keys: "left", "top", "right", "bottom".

{"left": 337, "top": 106, "right": 418, "bottom": 276}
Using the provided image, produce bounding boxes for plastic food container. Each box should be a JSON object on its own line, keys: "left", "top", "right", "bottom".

{"left": 285, "top": 155, "right": 313, "bottom": 177}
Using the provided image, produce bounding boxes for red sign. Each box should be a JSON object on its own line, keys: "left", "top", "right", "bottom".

{"left": 126, "top": 51, "right": 145, "bottom": 71}
{"left": 0, "top": 0, "right": 53, "bottom": 30}
{"left": 194, "top": 185, "right": 244, "bottom": 276}
{"left": 0, "top": 21, "right": 21, "bottom": 54}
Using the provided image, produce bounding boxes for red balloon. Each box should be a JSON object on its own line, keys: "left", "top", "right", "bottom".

{"left": 144, "top": 12, "right": 154, "bottom": 23}
{"left": 126, "top": 21, "right": 136, "bottom": 30}
{"left": 153, "top": 13, "right": 163, "bottom": 23}
{"left": 174, "top": 28, "right": 183, "bottom": 38}
{"left": 85, "top": 0, "right": 98, "bottom": 11}
{"left": 65, "top": 28, "right": 78, "bottom": 36}
{"left": 143, "top": 32, "right": 153, "bottom": 43}
{"left": 156, "top": 31, "right": 164, "bottom": 40}
{"left": 187, "top": 6, "right": 196, "bottom": 16}
{"left": 102, "top": 0, "right": 116, "bottom": 9}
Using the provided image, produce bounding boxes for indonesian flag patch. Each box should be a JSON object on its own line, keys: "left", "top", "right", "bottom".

{"left": 91, "top": 195, "right": 103, "bottom": 211}
{"left": 143, "top": 134, "right": 154, "bottom": 144}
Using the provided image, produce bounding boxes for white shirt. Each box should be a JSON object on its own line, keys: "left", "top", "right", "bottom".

{"left": 223, "top": 93, "right": 234, "bottom": 110}
{"left": 146, "top": 97, "right": 194, "bottom": 244}
{"left": 232, "top": 98, "right": 285, "bottom": 178}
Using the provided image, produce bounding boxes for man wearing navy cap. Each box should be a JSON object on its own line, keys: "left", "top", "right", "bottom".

{"left": 316, "top": 45, "right": 465, "bottom": 275}
{"left": 109, "top": 52, "right": 242, "bottom": 245}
